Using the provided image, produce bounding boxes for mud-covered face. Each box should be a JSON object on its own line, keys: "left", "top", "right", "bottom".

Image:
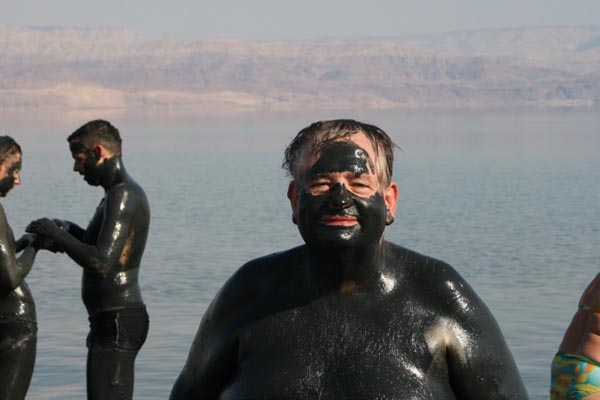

{"left": 292, "top": 138, "right": 388, "bottom": 250}
{"left": 0, "top": 153, "right": 22, "bottom": 197}
{"left": 70, "top": 141, "right": 103, "bottom": 186}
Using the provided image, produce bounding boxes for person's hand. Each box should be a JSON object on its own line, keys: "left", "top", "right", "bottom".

{"left": 15, "top": 233, "right": 36, "bottom": 252}
{"left": 32, "top": 235, "right": 63, "bottom": 253}
{"left": 26, "top": 218, "right": 63, "bottom": 239}
{"left": 53, "top": 219, "right": 71, "bottom": 232}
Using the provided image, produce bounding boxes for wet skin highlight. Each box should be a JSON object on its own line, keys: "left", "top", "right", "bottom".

{"left": 170, "top": 134, "right": 528, "bottom": 399}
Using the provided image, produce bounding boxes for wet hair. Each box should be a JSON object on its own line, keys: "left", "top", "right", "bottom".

{"left": 282, "top": 119, "right": 398, "bottom": 186}
{"left": 68, "top": 120, "right": 122, "bottom": 155}
{"left": 0, "top": 135, "right": 22, "bottom": 163}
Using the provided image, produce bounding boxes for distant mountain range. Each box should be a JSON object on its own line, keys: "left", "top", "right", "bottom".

{"left": 1, "top": 26, "right": 600, "bottom": 112}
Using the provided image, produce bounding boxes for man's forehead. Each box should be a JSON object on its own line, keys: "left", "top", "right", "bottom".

{"left": 305, "top": 132, "right": 376, "bottom": 163}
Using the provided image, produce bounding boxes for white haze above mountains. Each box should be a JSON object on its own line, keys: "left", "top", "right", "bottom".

{"left": 1, "top": 26, "right": 600, "bottom": 113}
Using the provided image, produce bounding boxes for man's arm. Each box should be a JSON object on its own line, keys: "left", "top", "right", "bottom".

{"left": 440, "top": 268, "right": 528, "bottom": 399}
{"left": 170, "top": 305, "right": 238, "bottom": 400}
{"left": 53, "top": 219, "right": 86, "bottom": 241}
{"left": 14, "top": 233, "right": 34, "bottom": 252}
{"left": 170, "top": 265, "right": 261, "bottom": 400}
{"left": 0, "top": 205, "right": 37, "bottom": 294}
{"left": 27, "top": 186, "right": 133, "bottom": 273}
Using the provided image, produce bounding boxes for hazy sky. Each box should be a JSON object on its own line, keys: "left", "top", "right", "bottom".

{"left": 2, "top": 0, "right": 600, "bottom": 40}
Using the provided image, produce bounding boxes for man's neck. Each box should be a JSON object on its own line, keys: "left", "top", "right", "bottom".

{"left": 307, "top": 240, "right": 385, "bottom": 296}
{"left": 101, "top": 156, "right": 127, "bottom": 190}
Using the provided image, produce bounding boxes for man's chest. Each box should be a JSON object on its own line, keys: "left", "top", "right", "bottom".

{"left": 221, "top": 296, "right": 455, "bottom": 399}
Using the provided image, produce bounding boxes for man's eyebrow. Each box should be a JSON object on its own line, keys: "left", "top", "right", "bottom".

{"left": 306, "top": 172, "right": 329, "bottom": 179}
{"left": 307, "top": 170, "right": 368, "bottom": 179}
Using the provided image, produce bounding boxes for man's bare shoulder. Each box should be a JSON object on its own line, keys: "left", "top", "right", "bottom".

{"left": 384, "top": 241, "right": 455, "bottom": 275}
{"left": 105, "top": 175, "right": 149, "bottom": 211}
{"left": 384, "top": 241, "right": 484, "bottom": 314}
{"left": 110, "top": 175, "right": 146, "bottom": 196}
{"left": 201, "top": 246, "right": 308, "bottom": 332}
{"left": 218, "top": 246, "right": 306, "bottom": 303}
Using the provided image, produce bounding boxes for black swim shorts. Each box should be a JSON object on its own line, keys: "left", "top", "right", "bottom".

{"left": 87, "top": 306, "right": 149, "bottom": 352}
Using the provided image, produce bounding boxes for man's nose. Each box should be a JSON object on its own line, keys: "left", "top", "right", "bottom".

{"left": 14, "top": 173, "right": 21, "bottom": 185}
{"left": 327, "top": 183, "right": 352, "bottom": 208}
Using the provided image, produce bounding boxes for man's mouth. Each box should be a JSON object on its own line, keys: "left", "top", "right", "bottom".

{"left": 319, "top": 214, "right": 359, "bottom": 226}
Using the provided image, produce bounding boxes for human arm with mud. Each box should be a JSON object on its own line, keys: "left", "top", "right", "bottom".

{"left": 435, "top": 265, "right": 528, "bottom": 399}
{"left": 0, "top": 204, "right": 38, "bottom": 294}
{"left": 170, "top": 267, "right": 257, "bottom": 400}
{"left": 27, "top": 186, "right": 135, "bottom": 274}
{"left": 52, "top": 219, "right": 86, "bottom": 241}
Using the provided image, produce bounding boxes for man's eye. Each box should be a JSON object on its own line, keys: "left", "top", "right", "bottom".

{"left": 308, "top": 181, "right": 330, "bottom": 193}
{"left": 350, "top": 180, "right": 377, "bottom": 195}
{"left": 352, "top": 181, "right": 372, "bottom": 189}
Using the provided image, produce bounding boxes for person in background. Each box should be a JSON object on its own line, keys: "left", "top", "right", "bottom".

{"left": 552, "top": 273, "right": 600, "bottom": 399}
{"left": 27, "top": 120, "right": 150, "bottom": 400}
{"left": 0, "top": 135, "right": 42, "bottom": 400}
{"left": 170, "top": 119, "right": 527, "bottom": 399}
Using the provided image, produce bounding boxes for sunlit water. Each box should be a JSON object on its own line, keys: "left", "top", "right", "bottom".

{"left": 1, "top": 109, "right": 599, "bottom": 399}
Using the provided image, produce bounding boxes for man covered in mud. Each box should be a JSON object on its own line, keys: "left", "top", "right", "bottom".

{"left": 0, "top": 136, "right": 41, "bottom": 400}
{"left": 170, "top": 119, "right": 527, "bottom": 399}
{"left": 27, "top": 120, "right": 150, "bottom": 400}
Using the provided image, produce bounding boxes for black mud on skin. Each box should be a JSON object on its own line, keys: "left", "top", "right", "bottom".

{"left": 308, "top": 141, "right": 375, "bottom": 177}
{"left": 0, "top": 160, "right": 21, "bottom": 196}
{"left": 296, "top": 142, "right": 387, "bottom": 249}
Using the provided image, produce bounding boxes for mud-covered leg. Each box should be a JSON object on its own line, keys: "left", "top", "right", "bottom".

{"left": 87, "top": 344, "right": 137, "bottom": 400}
{"left": 0, "top": 332, "right": 37, "bottom": 400}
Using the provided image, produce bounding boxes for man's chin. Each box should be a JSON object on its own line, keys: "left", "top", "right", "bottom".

{"left": 83, "top": 176, "right": 101, "bottom": 186}
{"left": 306, "top": 224, "right": 364, "bottom": 248}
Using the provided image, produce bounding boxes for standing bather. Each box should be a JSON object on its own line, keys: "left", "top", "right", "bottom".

{"left": 0, "top": 135, "right": 41, "bottom": 400}
{"left": 27, "top": 120, "right": 150, "bottom": 400}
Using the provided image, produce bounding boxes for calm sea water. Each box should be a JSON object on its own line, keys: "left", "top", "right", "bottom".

{"left": 1, "top": 109, "right": 599, "bottom": 399}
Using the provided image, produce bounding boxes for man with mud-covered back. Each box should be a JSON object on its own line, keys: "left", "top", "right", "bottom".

{"left": 170, "top": 119, "right": 527, "bottom": 399}
{"left": 27, "top": 120, "right": 150, "bottom": 400}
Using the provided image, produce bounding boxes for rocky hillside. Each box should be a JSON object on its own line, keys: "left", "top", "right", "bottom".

{"left": 1, "top": 26, "right": 599, "bottom": 112}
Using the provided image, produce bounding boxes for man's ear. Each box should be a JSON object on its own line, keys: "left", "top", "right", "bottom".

{"left": 287, "top": 181, "right": 298, "bottom": 224}
{"left": 92, "top": 145, "right": 103, "bottom": 162}
{"left": 92, "top": 144, "right": 113, "bottom": 163}
{"left": 384, "top": 182, "right": 399, "bottom": 225}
